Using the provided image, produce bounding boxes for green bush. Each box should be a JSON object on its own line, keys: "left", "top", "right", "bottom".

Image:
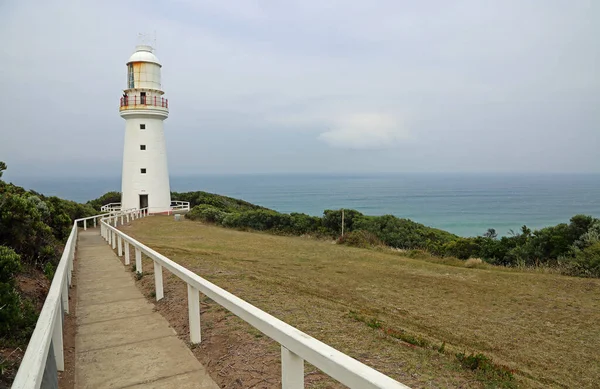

{"left": 0, "top": 246, "right": 21, "bottom": 283}
{"left": 337, "top": 230, "right": 382, "bottom": 248}
{"left": 570, "top": 242, "right": 600, "bottom": 277}
{"left": 322, "top": 209, "right": 364, "bottom": 235}
{"left": 186, "top": 204, "right": 228, "bottom": 224}
{"left": 0, "top": 282, "right": 22, "bottom": 336}
{"left": 443, "top": 238, "right": 481, "bottom": 259}
{"left": 171, "top": 191, "right": 267, "bottom": 213}
{"left": 86, "top": 191, "right": 121, "bottom": 211}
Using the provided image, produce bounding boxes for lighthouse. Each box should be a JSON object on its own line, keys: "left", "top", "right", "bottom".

{"left": 119, "top": 44, "right": 171, "bottom": 213}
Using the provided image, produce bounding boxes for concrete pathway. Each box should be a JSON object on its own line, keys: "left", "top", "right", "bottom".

{"left": 75, "top": 230, "right": 218, "bottom": 389}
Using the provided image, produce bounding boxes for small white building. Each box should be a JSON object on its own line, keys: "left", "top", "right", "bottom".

{"left": 119, "top": 44, "right": 171, "bottom": 213}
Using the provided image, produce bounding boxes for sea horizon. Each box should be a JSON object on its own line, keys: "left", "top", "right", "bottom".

{"left": 6, "top": 172, "right": 600, "bottom": 238}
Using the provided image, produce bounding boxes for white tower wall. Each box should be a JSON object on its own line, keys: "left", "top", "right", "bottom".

{"left": 119, "top": 44, "right": 171, "bottom": 213}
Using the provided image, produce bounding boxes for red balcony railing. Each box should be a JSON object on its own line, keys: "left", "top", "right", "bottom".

{"left": 120, "top": 96, "right": 168, "bottom": 109}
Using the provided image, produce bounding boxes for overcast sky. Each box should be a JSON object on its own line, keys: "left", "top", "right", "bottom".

{"left": 0, "top": 0, "right": 598, "bottom": 178}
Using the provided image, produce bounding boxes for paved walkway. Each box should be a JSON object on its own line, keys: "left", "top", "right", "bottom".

{"left": 75, "top": 230, "right": 218, "bottom": 389}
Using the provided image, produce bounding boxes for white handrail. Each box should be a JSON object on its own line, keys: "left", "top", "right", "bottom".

{"left": 11, "top": 209, "right": 145, "bottom": 389}
{"left": 100, "top": 217, "right": 410, "bottom": 389}
{"left": 101, "top": 201, "right": 190, "bottom": 213}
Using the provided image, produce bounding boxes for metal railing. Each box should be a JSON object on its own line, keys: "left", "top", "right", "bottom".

{"left": 100, "top": 216, "right": 410, "bottom": 389}
{"left": 119, "top": 96, "right": 168, "bottom": 109}
{"left": 12, "top": 209, "right": 146, "bottom": 389}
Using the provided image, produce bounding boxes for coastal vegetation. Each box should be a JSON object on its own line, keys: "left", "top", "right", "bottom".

{"left": 180, "top": 190, "right": 600, "bottom": 278}
{"left": 0, "top": 162, "right": 96, "bottom": 385}
{"left": 123, "top": 216, "right": 600, "bottom": 388}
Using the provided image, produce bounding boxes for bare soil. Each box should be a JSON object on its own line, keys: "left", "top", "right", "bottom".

{"left": 58, "top": 254, "right": 77, "bottom": 389}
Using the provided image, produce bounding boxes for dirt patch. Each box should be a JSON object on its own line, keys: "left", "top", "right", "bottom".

{"left": 16, "top": 270, "right": 50, "bottom": 310}
{"left": 58, "top": 254, "right": 77, "bottom": 389}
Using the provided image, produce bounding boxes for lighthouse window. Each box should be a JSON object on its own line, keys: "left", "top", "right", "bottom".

{"left": 127, "top": 64, "right": 134, "bottom": 88}
{"left": 140, "top": 124, "right": 146, "bottom": 130}
{"left": 140, "top": 168, "right": 147, "bottom": 174}
{"left": 140, "top": 145, "right": 146, "bottom": 150}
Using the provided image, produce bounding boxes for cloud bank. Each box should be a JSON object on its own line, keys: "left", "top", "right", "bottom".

{"left": 318, "top": 113, "right": 410, "bottom": 149}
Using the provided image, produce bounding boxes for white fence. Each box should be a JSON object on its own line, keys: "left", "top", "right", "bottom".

{"left": 101, "top": 215, "right": 410, "bottom": 389}
{"left": 100, "top": 201, "right": 190, "bottom": 213}
{"left": 11, "top": 208, "right": 145, "bottom": 389}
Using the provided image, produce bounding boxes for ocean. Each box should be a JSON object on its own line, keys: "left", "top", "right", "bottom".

{"left": 8, "top": 173, "right": 600, "bottom": 237}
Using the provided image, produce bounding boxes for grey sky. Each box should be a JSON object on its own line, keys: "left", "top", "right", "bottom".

{"left": 0, "top": 0, "right": 598, "bottom": 177}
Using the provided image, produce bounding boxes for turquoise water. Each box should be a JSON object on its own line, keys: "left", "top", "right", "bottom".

{"left": 9, "top": 173, "right": 600, "bottom": 237}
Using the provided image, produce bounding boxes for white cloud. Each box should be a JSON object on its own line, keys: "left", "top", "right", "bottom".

{"left": 318, "top": 113, "right": 410, "bottom": 150}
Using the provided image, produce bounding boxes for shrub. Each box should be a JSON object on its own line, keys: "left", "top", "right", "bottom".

{"left": 0, "top": 246, "right": 21, "bottom": 283}
{"left": 443, "top": 238, "right": 481, "bottom": 259}
{"left": 337, "top": 230, "right": 382, "bottom": 248}
{"left": 322, "top": 209, "right": 364, "bottom": 235}
{"left": 570, "top": 242, "right": 600, "bottom": 277}
{"left": 186, "top": 204, "right": 228, "bottom": 224}
{"left": 0, "top": 282, "right": 22, "bottom": 336}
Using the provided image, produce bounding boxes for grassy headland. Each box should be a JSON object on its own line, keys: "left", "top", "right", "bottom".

{"left": 177, "top": 190, "right": 600, "bottom": 278}
{"left": 123, "top": 216, "right": 600, "bottom": 388}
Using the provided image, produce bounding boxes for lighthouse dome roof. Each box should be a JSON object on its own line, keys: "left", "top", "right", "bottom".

{"left": 127, "top": 45, "right": 161, "bottom": 66}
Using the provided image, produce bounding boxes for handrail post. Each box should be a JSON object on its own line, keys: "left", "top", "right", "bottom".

{"left": 121, "top": 215, "right": 124, "bottom": 225}
{"left": 113, "top": 217, "right": 118, "bottom": 227}
{"left": 126, "top": 213, "right": 130, "bottom": 223}
{"left": 135, "top": 248, "right": 142, "bottom": 273}
{"left": 154, "top": 261, "right": 164, "bottom": 300}
{"left": 187, "top": 284, "right": 201, "bottom": 344}
{"left": 94, "top": 217, "right": 97, "bottom": 228}
{"left": 112, "top": 231, "right": 116, "bottom": 250}
{"left": 124, "top": 241, "right": 130, "bottom": 265}
{"left": 281, "top": 346, "right": 304, "bottom": 389}
{"left": 53, "top": 304, "right": 65, "bottom": 371}
{"left": 62, "top": 273, "right": 69, "bottom": 314}
{"left": 117, "top": 235, "right": 123, "bottom": 257}
{"left": 83, "top": 219, "right": 87, "bottom": 231}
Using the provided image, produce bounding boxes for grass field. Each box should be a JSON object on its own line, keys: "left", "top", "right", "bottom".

{"left": 121, "top": 216, "right": 600, "bottom": 388}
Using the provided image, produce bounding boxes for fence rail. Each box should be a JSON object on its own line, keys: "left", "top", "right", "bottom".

{"left": 100, "top": 215, "right": 410, "bottom": 389}
{"left": 100, "top": 201, "right": 190, "bottom": 213}
{"left": 11, "top": 209, "right": 146, "bottom": 389}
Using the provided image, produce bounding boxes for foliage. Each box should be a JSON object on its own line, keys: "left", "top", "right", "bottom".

{"left": 337, "top": 230, "right": 383, "bottom": 248}
{"left": 186, "top": 204, "right": 227, "bottom": 224}
{"left": 171, "top": 190, "right": 267, "bottom": 213}
{"left": 322, "top": 209, "right": 364, "bottom": 235}
{"left": 86, "top": 191, "right": 121, "bottom": 211}
{"left": 0, "top": 247, "right": 36, "bottom": 341}
{"left": 0, "top": 162, "right": 97, "bottom": 363}
{"left": 0, "top": 246, "right": 21, "bottom": 283}
{"left": 570, "top": 242, "right": 600, "bottom": 277}
{"left": 443, "top": 237, "right": 481, "bottom": 259}
{"left": 353, "top": 214, "right": 457, "bottom": 253}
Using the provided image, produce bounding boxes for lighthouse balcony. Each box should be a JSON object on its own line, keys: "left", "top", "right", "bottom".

{"left": 119, "top": 96, "right": 169, "bottom": 113}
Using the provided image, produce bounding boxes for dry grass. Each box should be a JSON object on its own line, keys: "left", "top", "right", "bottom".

{"left": 122, "top": 216, "right": 600, "bottom": 388}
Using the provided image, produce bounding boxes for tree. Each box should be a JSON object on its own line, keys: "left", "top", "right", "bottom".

{"left": 0, "top": 161, "right": 6, "bottom": 178}
{"left": 483, "top": 228, "right": 497, "bottom": 239}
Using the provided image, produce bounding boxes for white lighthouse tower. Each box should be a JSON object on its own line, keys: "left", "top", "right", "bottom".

{"left": 119, "top": 43, "right": 171, "bottom": 213}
